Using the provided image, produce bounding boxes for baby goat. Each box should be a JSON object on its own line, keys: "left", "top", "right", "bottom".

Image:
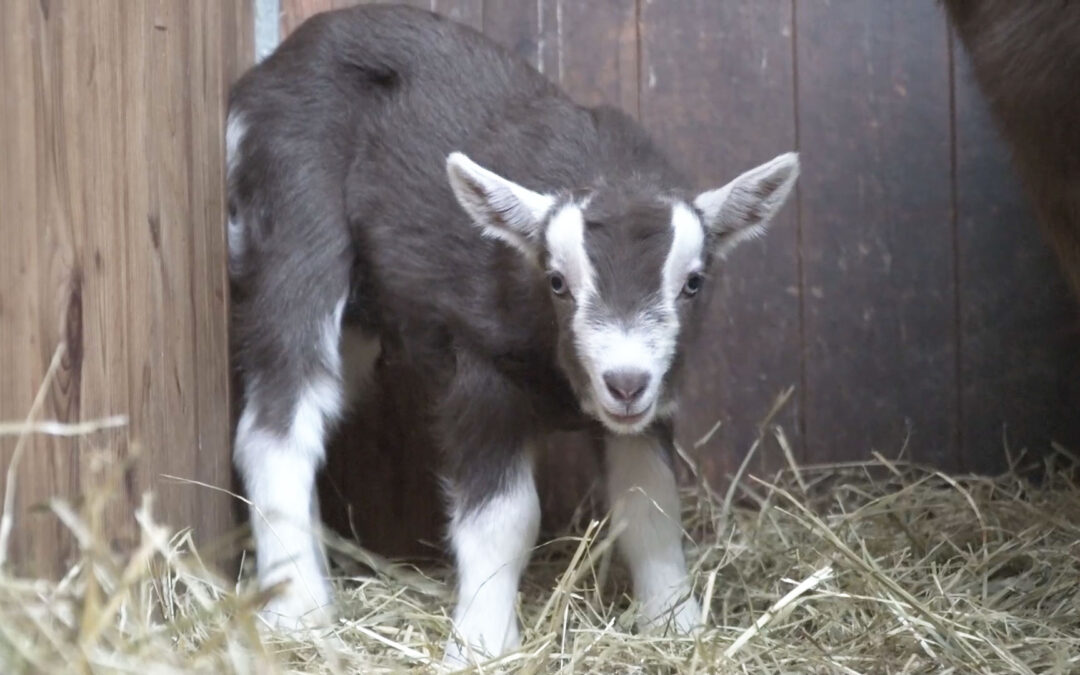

{"left": 226, "top": 4, "right": 798, "bottom": 665}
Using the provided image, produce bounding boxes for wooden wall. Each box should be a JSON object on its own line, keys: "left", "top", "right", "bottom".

{"left": 306, "top": 1, "right": 1075, "bottom": 557}
{"left": 0, "top": 1, "right": 252, "bottom": 575}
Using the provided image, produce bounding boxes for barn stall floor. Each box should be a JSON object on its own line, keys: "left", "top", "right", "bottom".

{"left": 1, "top": 434, "right": 1078, "bottom": 674}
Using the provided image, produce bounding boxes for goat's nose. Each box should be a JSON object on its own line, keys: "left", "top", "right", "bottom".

{"left": 603, "top": 369, "right": 650, "bottom": 404}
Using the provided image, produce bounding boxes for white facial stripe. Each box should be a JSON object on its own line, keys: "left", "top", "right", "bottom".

{"left": 664, "top": 203, "right": 706, "bottom": 304}
{"left": 557, "top": 202, "right": 707, "bottom": 432}
{"left": 544, "top": 203, "right": 595, "bottom": 298}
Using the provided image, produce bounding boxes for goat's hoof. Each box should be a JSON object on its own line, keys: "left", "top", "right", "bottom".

{"left": 441, "top": 640, "right": 471, "bottom": 670}
{"left": 668, "top": 597, "right": 704, "bottom": 635}
{"left": 258, "top": 584, "right": 336, "bottom": 631}
{"left": 442, "top": 630, "right": 518, "bottom": 669}
{"left": 640, "top": 595, "right": 704, "bottom": 636}
{"left": 442, "top": 637, "right": 499, "bottom": 670}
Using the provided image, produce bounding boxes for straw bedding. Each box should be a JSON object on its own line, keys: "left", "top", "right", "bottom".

{"left": 2, "top": 430, "right": 1077, "bottom": 674}
{"left": 1, "top": 364, "right": 1077, "bottom": 674}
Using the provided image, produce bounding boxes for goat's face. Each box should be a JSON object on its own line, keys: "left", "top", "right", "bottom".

{"left": 448, "top": 152, "right": 799, "bottom": 434}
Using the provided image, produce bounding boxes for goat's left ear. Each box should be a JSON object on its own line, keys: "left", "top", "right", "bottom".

{"left": 446, "top": 152, "right": 555, "bottom": 259}
{"left": 694, "top": 152, "right": 799, "bottom": 258}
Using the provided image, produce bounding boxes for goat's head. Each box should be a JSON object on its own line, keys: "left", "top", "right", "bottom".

{"left": 447, "top": 151, "right": 799, "bottom": 434}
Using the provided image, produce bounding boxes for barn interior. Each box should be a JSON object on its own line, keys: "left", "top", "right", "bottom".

{"left": 1, "top": 1, "right": 1078, "bottom": 672}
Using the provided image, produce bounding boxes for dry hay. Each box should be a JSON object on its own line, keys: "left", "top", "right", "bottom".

{"left": 1, "top": 359, "right": 1078, "bottom": 673}
{"left": 1, "top": 444, "right": 1077, "bottom": 673}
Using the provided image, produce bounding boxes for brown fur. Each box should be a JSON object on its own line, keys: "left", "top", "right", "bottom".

{"left": 944, "top": 0, "right": 1080, "bottom": 299}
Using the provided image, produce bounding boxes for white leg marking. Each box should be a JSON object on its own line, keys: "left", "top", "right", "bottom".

{"left": 444, "top": 461, "right": 540, "bottom": 666}
{"left": 225, "top": 110, "right": 247, "bottom": 180}
{"left": 226, "top": 216, "right": 245, "bottom": 268}
{"left": 234, "top": 301, "right": 346, "bottom": 630}
{"left": 605, "top": 433, "right": 701, "bottom": 634}
{"left": 235, "top": 412, "right": 332, "bottom": 628}
{"left": 225, "top": 110, "right": 248, "bottom": 265}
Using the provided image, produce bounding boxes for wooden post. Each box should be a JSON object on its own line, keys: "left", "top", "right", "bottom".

{"left": 0, "top": 1, "right": 253, "bottom": 576}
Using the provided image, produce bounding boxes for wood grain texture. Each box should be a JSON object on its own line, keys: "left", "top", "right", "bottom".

{"left": 482, "top": 0, "right": 559, "bottom": 76}
{"left": 557, "top": 0, "right": 637, "bottom": 113}
{"left": 640, "top": 1, "right": 801, "bottom": 482}
{"left": 0, "top": 0, "right": 252, "bottom": 575}
{"left": 481, "top": 0, "right": 542, "bottom": 68}
{"left": 796, "top": 1, "right": 959, "bottom": 467}
{"left": 952, "top": 45, "right": 1080, "bottom": 471}
{"left": 281, "top": 0, "right": 356, "bottom": 35}
{"left": 433, "top": 0, "right": 482, "bottom": 32}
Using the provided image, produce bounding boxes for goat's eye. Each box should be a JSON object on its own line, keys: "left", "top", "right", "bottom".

{"left": 549, "top": 272, "right": 569, "bottom": 296}
{"left": 682, "top": 272, "right": 704, "bottom": 298}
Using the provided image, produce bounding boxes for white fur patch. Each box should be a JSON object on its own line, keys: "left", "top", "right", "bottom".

{"left": 605, "top": 433, "right": 701, "bottom": 633}
{"left": 576, "top": 321, "right": 673, "bottom": 433}
{"left": 235, "top": 416, "right": 333, "bottom": 628}
{"left": 225, "top": 110, "right": 247, "bottom": 180}
{"left": 227, "top": 217, "right": 245, "bottom": 266}
{"left": 320, "top": 297, "right": 347, "bottom": 378}
{"left": 233, "top": 297, "right": 347, "bottom": 629}
{"left": 445, "top": 462, "right": 540, "bottom": 666}
{"left": 225, "top": 111, "right": 248, "bottom": 264}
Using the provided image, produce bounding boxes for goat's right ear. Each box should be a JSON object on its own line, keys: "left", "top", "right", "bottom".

{"left": 447, "top": 152, "right": 555, "bottom": 259}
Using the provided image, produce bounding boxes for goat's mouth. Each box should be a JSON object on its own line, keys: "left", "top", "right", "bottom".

{"left": 597, "top": 401, "right": 655, "bottom": 434}
{"left": 607, "top": 409, "right": 647, "bottom": 424}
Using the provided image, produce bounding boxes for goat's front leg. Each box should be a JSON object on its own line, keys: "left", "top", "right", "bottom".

{"left": 605, "top": 428, "right": 701, "bottom": 634}
{"left": 443, "top": 454, "right": 540, "bottom": 666}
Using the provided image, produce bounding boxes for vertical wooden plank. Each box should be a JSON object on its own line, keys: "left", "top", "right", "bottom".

{"left": 0, "top": 0, "right": 78, "bottom": 572}
{"left": 952, "top": 45, "right": 1080, "bottom": 471}
{"left": 202, "top": 0, "right": 255, "bottom": 535}
{"left": 282, "top": 2, "right": 480, "bottom": 48}
{"left": 640, "top": 1, "right": 800, "bottom": 481}
{"left": 557, "top": 0, "right": 637, "bottom": 113}
{"left": 483, "top": 0, "right": 558, "bottom": 76}
{"left": 282, "top": 0, "right": 354, "bottom": 36}
{"left": 0, "top": 0, "right": 250, "bottom": 575}
{"left": 433, "top": 0, "right": 482, "bottom": 32}
{"left": 797, "top": 3, "right": 958, "bottom": 466}
{"left": 482, "top": 0, "right": 540, "bottom": 68}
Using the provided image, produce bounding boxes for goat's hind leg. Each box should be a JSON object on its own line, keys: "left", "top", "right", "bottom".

{"left": 229, "top": 232, "right": 357, "bottom": 628}
{"left": 232, "top": 291, "right": 350, "bottom": 629}
{"left": 226, "top": 98, "right": 365, "bottom": 628}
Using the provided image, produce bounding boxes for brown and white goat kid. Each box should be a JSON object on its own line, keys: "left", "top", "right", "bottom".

{"left": 226, "top": 4, "right": 799, "bottom": 665}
